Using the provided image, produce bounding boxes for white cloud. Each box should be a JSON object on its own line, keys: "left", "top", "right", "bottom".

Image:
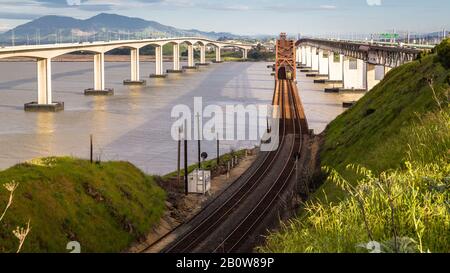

{"left": 320, "top": 5, "right": 337, "bottom": 10}
{"left": 367, "top": 0, "right": 382, "bottom": 6}
{"left": 66, "top": 0, "right": 81, "bottom": 6}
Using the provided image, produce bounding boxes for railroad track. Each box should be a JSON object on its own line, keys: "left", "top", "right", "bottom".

{"left": 212, "top": 80, "right": 304, "bottom": 253}
{"left": 154, "top": 79, "right": 305, "bottom": 253}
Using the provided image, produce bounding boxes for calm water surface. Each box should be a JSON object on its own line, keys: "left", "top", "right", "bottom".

{"left": 0, "top": 61, "right": 362, "bottom": 174}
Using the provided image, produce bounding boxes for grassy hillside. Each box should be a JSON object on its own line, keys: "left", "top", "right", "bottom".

{"left": 318, "top": 53, "right": 449, "bottom": 201}
{"left": 0, "top": 157, "right": 166, "bottom": 253}
{"left": 259, "top": 51, "right": 450, "bottom": 253}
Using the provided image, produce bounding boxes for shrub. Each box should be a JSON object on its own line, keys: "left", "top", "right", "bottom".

{"left": 436, "top": 38, "right": 450, "bottom": 68}
{"left": 259, "top": 108, "right": 450, "bottom": 253}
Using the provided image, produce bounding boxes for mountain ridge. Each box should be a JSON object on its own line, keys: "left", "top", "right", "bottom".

{"left": 0, "top": 13, "right": 242, "bottom": 45}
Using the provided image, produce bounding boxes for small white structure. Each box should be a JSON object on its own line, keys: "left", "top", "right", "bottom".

{"left": 188, "top": 169, "right": 211, "bottom": 194}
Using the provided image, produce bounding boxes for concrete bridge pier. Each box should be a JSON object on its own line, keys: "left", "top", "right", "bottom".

{"left": 306, "top": 47, "right": 320, "bottom": 76}
{"left": 124, "top": 48, "right": 146, "bottom": 85}
{"left": 37, "top": 58, "right": 52, "bottom": 105}
{"left": 313, "top": 49, "right": 333, "bottom": 84}
{"left": 196, "top": 45, "right": 210, "bottom": 66}
{"left": 183, "top": 44, "right": 197, "bottom": 69}
{"left": 167, "top": 43, "right": 184, "bottom": 74}
{"left": 318, "top": 49, "right": 329, "bottom": 76}
{"left": 242, "top": 48, "right": 248, "bottom": 61}
{"left": 366, "top": 64, "right": 391, "bottom": 91}
{"left": 213, "top": 46, "right": 223, "bottom": 63}
{"left": 342, "top": 56, "right": 366, "bottom": 91}
{"left": 323, "top": 53, "right": 344, "bottom": 92}
{"left": 85, "top": 52, "right": 114, "bottom": 96}
{"left": 305, "top": 46, "right": 312, "bottom": 69}
{"left": 300, "top": 45, "right": 307, "bottom": 67}
{"left": 150, "top": 45, "right": 167, "bottom": 78}
{"left": 366, "top": 64, "right": 378, "bottom": 91}
{"left": 200, "top": 45, "right": 206, "bottom": 64}
{"left": 329, "top": 53, "right": 344, "bottom": 82}
{"left": 25, "top": 58, "right": 64, "bottom": 112}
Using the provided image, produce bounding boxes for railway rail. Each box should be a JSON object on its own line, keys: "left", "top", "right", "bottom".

{"left": 142, "top": 33, "right": 308, "bottom": 253}
{"left": 149, "top": 79, "right": 306, "bottom": 253}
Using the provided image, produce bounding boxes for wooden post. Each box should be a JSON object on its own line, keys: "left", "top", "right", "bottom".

{"left": 196, "top": 113, "right": 201, "bottom": 169}
{"left": 184, "top": 120, "right": 188, "bottom": 195}
{"left": 216, "top": 133, "right": 220, "bottom": 165}
{"left": 198, "top": 139, "right": 201, "bottom": 169}
{"left": 90, "top": 134, "right": 93, "bottom": 164}
{"left": 177, "top": 126, "right": 181, "bottom": 186}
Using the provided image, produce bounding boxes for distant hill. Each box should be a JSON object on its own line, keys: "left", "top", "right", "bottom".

{"left": 0, "top": 13, "right": 242, "bottom": 45}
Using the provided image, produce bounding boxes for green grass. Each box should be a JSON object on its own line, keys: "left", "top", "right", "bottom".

{"left": 0, "top": 148, "right": 250, "bottom": 253}
{"left": 205, "top": 51, "right": 243, "bottom": 62}
{"left": 0, "top": 157, "right": 166, "bottom": 253}
{"left": 259, "top": 109, "right": 449, "bottom": 253}
{"left": 259, "top": 52, "right": 450, "bottom": 253}
{"left": 222, "top": 57, "right": 245, "bottom": 62}
{"left": 163, "top": 149, "right": 247, "bottom": 180}
{"left": 317, "top": 53, "right": 450, "bottom": 202}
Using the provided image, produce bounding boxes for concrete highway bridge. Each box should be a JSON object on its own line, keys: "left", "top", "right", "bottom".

{"left": 296, "top": 38, "right": 430, "bottom": 92}
{"left": 0, "top": 37, "right": 253, "bottom": 111}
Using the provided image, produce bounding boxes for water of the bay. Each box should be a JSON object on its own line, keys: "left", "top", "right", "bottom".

{"left": 0, "top": 60, "right": 362, "bottom": 174}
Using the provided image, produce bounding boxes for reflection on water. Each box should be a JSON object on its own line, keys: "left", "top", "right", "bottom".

{"left": 35, "top": 112, "right": 55, "bottom": 155}
{"left": 0, "top": 61, "right": 363, "bottom": 174}
{"left": 296, "top": 73, "right": 364, "bottom": 132}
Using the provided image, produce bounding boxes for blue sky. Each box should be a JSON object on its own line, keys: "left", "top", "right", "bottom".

{"left": 0, "top": 0, "right": 449, "bottom": 35}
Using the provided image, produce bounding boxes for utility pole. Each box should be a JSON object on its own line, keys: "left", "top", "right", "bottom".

{"left": 11, "top": 29, "right": 15, "bottom": 47}
{"left": 90, "top": 134, "right": 93, "bottom": 164}
{"left": 196, "top": 112, "right": 201, "bottom": 169}
{"left": 201, "top": 152, "right": 208, "bottom": 195}
{"left": 216, "top": 133, "right": 220, "bottom": 166}
{"left": 177, "top": 126, "right": 182, "bottom": 186}
{"left": 184, "top": 119, "right": 189, "bottom": 195}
